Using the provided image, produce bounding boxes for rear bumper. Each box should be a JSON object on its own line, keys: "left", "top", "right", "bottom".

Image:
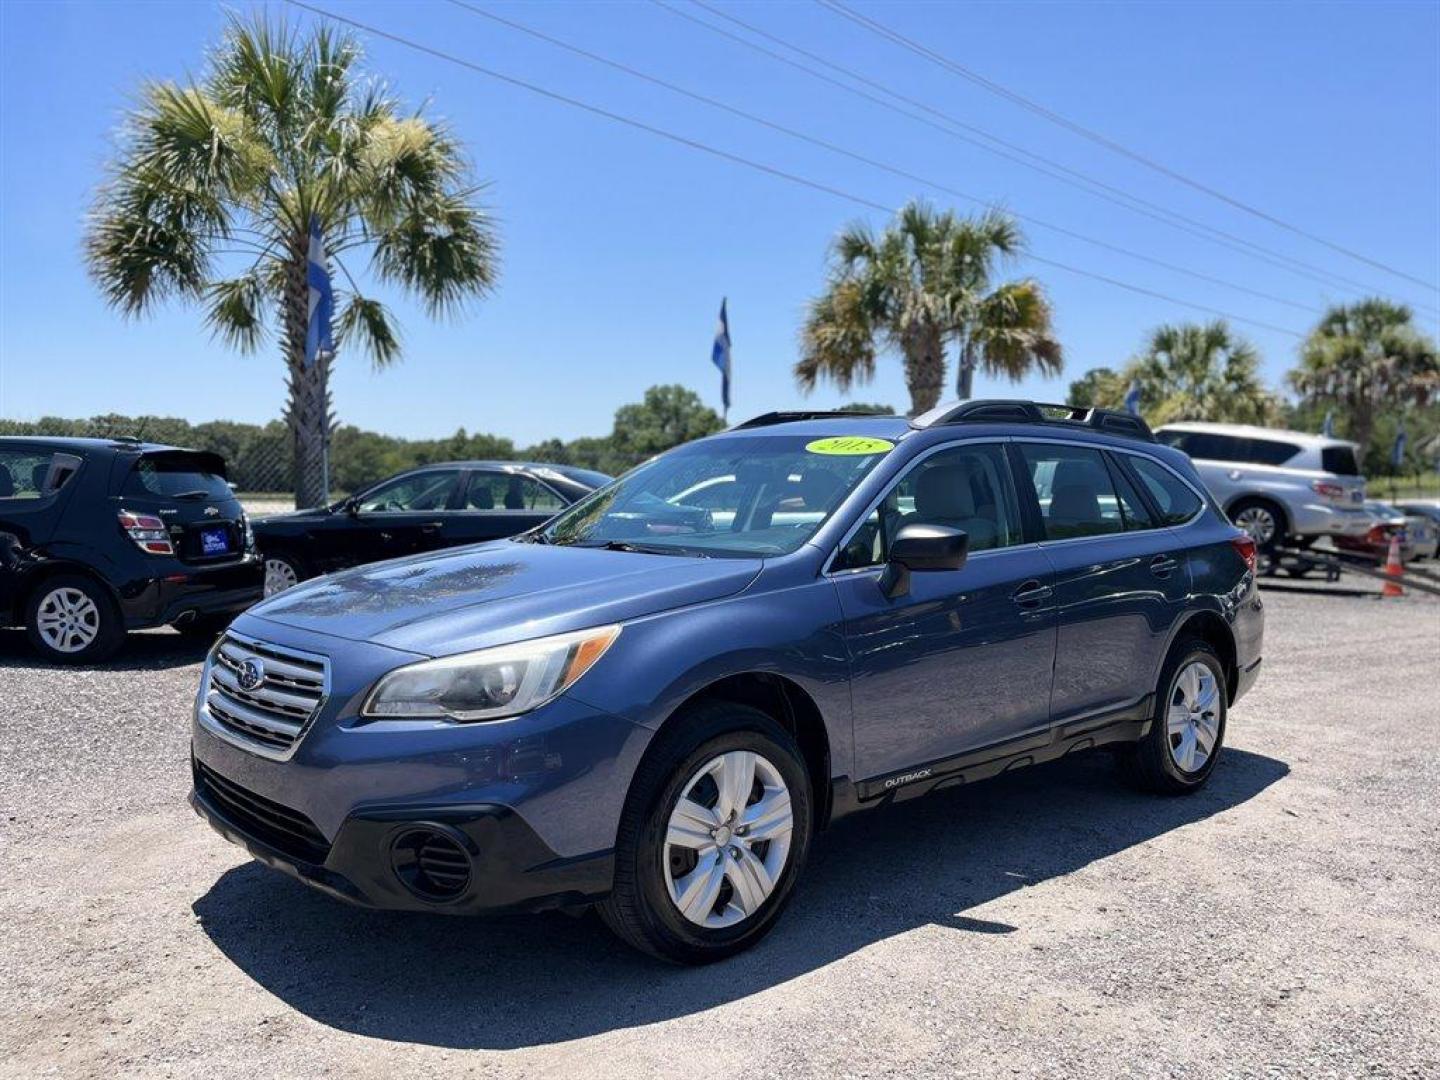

{"left": 1288, "top": 503, "right": 1372, "bottom": 538}
{"left": 118, "top": 556, "right": 264, "bottom": 628}
{"left": 189, "top": 759, "right": 614, "bottom": 915}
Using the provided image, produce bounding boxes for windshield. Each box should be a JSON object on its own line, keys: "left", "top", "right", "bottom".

{"left": 534, "top": 434, "right": 894, "bottom": 556}
{"left": 123, "top": 452, "right": 232, "bottom": 500}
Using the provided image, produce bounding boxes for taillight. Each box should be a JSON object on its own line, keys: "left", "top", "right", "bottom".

{"left": 118, "top": 510, "right": 174, "bottom": 555}
{"left": 1311, "top": 480, "right": 1345, "bottom": 500}
{"left": 1230, "top": 534, "right": 1258, "bottom": 574}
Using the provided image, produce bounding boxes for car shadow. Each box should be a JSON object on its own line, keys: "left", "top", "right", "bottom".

{"left": 0, "top": 627, "right": 214, "bottom": 671}
{"left": 193, "top": 747, "right": 1287, "bottom": 1050}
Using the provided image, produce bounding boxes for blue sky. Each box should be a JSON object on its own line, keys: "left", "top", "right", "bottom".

{"left": 1, "top": 0, "right": 1436, "bottom": 445}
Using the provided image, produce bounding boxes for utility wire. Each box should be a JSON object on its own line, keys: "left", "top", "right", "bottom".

{"left": 676, "top": 0, "right": 1439, "bottom": 315}
{"left": 448, "top": 0, "right": 1322, "bottom": 315}
{"left": 283, "top": 0, "right": 1304, "bottom": 338}
{"left": 818, "top": 0, "right": 1439, "bottom": 295}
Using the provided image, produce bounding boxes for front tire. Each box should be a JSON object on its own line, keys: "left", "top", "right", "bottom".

{"left": 25, "top": 575, "right": 125, "bottom": 664}
{"left": 1119, "top": 639, "right": 1227, "bottom": 795}
{"left": 600, "top": 702, "right": 813, "bottom": 964}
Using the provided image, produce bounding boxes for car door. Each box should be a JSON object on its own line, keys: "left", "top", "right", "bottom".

{"left": 1013, "top": 440, "right": 1190, "bottom": 727}
{"left": 830, "top": 440, "right": 1058, "bottom": 783}
{"left": 348, "top": 468, "right": 465, "bottom": 563}
{"left": 0, "top": 446, "right": 78, "bottom": 613}
{"left": 442, "top": 470, "right": 569, "bottom": 546}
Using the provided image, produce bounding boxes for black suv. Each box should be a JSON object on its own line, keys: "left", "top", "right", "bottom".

{"left": 252, "top": 461, "right": 609, "bottom": 595}
{"left": 0, "top": 437, "right": 264, "bottom": 662}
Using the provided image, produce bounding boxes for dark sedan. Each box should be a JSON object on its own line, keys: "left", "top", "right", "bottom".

{"left": 253, "top": 461, "right": 609, "bottom": 595}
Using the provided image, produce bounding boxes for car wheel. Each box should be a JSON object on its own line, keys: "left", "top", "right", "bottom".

{"left": 1229, "top": 498, "right": 1286, "bottom": 552}
{"left": 263, "top": 551, "right": 306, "bottom": 597}
{"left": 25, "top": 575, "right": 125, "bottom": 664}
{"left": 1119, "top": 639, "right": 1227, "bottom": 795}
{"left": 600, "top": 701, "right": 813, "bottom": 964}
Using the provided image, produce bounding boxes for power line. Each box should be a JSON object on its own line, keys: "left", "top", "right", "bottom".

{"left": 448, "top": 0, "right": 1322, "bottom": 315}
{"left": 674, "top": 0, "right": 1440, "bottom": 315}
{"left": 818, "top": 0, "right": 1440, "bottom": 295}
{"left": 282, "top": 0, "right": 1304, "bottom": 339}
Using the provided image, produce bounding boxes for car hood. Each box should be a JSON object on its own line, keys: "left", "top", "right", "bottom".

{"left": 240, "top": 540, "right": 763, "bottom": 656}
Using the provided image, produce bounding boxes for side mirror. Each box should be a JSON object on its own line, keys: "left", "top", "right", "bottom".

{"left": 879, "top": 522, "right": 968, "bottom": 599}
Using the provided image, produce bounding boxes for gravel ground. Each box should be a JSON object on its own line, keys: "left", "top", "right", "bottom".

{"left": 0, "top": 583, "right": 1437, "bottom": 1079}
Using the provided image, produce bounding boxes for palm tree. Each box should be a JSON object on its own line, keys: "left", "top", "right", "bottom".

{"left": 85, "top": 16, "right": 498, "bottom": 506}
{"left": 1124, "top": 321, "right": 1281, "bottom": 425}
{"left": 1288, "top": 299, "right": 1438, "bottom": 454}
{"left": 797, "top": 202, "right": 1061, "bottom": 416}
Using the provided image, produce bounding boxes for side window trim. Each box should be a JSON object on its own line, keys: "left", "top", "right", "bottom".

{"left": 1101, "top": 449, "right": 1159, "bottom": 532}
{"left": 824, "top": 436, "right": 1018, "bottom": 576}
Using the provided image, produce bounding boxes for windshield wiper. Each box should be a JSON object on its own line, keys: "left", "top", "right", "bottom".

{"left": 171, "top": 490, "right": 212, "bottom": 500}
{"left": 578, "top": 539, "right": 708, "bottom": 557}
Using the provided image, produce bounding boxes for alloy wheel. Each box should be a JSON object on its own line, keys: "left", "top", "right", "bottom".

{"left": 263, "top": 557, "right": 298, "bottom": 597}
{"left": 663, "top": 750, "right": 794, "bottom": 929}
{"left": 1234, "top": 506, "right": 1276, "bottom": 546}
{"left": 35, "top": 587, "right": 101, "bottom": 654}
{"left": 1167, "top": 660, "right": 1221, "bottom": 773}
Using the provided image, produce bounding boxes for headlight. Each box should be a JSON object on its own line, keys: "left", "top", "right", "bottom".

{"left": 361, "top": 625, "right": 621, "bottom": 722}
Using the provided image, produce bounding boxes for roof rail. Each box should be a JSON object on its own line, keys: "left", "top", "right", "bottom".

{"left": 732, "top": 409, "right": 891, "bottom": 430}
{"left": 911, "top": 399, "right": 1155, "bottom": 442}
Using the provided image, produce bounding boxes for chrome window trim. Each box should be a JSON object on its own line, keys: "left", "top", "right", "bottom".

{"left": 197, "top": 628, "right": 331, "bottom": 762}
{"left": 823, "top": 436, "right": 1015, "bottom": 576}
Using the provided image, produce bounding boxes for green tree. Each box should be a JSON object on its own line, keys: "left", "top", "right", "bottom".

{"left": 797, "top": 202, "right": 1061, "bottom": 415}
{"left": 609, "top": 384, "right": 724, "bottom": 468}
{"left": 1065, "top": 366, "right": 1127, "bottom": 410}
{"left": 1120, "top": 321, "right": 1281, "bottom": 425}
{"left": 84, "top": 15, "right": 499, "bottom": 507}
{"left": 837, "top": 401, "right": 896, "bottom": 414}
{"left": 1287, "top": 299, "right": 1438, "bottom": 455}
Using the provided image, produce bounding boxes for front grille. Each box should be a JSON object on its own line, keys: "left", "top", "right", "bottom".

{"left": 204, "top": 632, "right": 327, "bottom": 757}
{"left": 195, "top": 761, "right": 329, "bottom": 863}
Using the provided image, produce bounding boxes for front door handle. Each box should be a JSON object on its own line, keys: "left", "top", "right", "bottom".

{"left": 1150, "top": 555, "right": 1179, "bottom": 578}
{"left": 421, "top": 522, "right": 443, "bottom": 535}
{"left": 1011, "top": 580, "right": 1054, "bottom": 608}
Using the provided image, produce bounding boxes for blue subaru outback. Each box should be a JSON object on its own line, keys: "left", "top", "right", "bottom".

{"left": 190, "top": 401, "right": 1264, "bottom": 963}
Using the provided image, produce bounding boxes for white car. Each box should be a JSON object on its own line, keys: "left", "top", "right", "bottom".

{"left": 1155, "top": 422, "right": 1371, "bottom": 550}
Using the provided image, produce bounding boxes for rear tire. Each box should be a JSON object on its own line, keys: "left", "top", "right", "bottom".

{"left": 600, "top": 702, "right": 813, "bottom": 964}
{"left": 1119, "top": 639, "right": 1227, "bottom": 795}
{"left": 1229, "top": 498, "right": 1287, "bottom": 561}
{"left": 262, "top": 550, "right": 306, "bottom": 596}
{"left": 25, "top": 574, "right": 125, "bottom": 664}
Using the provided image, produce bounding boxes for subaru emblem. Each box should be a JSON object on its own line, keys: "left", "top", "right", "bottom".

{"left": 237, "top": 658, "right": 265, "bottom": 692}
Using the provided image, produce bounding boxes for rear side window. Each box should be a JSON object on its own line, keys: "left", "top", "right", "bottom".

{"left": 465, "top": 472, "right": 565, "bottom": 512}
{"left": 1244, "top": 438, "right": 1301, "bottom": 466}
{"left": 1321, "top": 446, "right": 1361, "bottom": 476}
{"left": 0, "top": 449, "right": 60, "bottom": 499}
{"left": 1173, "top": 433, "right": 1242, "bottom": 461}
{"left": 1129, "top": 457, "right": 1203, "bottom": 526}
{"left": 1106, "top": 456, "right": 1157, "bottom": 531}
{"left": 124, "top": 454, "right": 232, "bottom": 500}
{"left": 1017, "top": 443, "right": 1127, "bottom": 541}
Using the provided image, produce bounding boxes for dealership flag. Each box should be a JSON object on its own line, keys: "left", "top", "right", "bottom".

{"left": 1392, "top": 423, "right": 1408, "bottom": 469}
{"left": 305, "top": 215, "right": 335, "bottom": 368}
{"left": 1123, "top": 379, "right": 1142, "bottom": 416}
{"left": 712, "top": 298, "right": 732, "bottom": 417}
{"left": 1322, "top": 410, "right": 1334, "bottom": 438}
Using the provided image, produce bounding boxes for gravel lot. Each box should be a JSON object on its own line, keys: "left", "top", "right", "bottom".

{"left": 1, "top": 582, "right": 1437, "bottom": 1079}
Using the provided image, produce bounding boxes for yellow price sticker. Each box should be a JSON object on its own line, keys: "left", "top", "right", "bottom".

{"left": 805, "top": 436, "right": 895, "bottom": 456}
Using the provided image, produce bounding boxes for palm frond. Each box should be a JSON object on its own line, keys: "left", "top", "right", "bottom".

{"left": 370, "top": 189, "right": 499, "bottom": 317}
{"left": 797, "top": 280, "right": 877, "bottom": 393}
{"left": 336, "top": 294, "right": 401, "bottom": 368}
{"left": 203, "top": 273, "right": 267, "bottom": 352}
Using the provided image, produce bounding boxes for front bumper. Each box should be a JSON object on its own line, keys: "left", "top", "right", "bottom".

{"left": 189, "top": 760, "right": 614, "bottom": 914}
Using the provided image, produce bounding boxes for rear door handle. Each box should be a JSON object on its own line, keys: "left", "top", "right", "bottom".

{"left": 421, "top": 522, "right": 443, "bottom": 534}
{"left": 1011, "top": 580, "right": 1054, "bottom": 608}
{"left": 1150, "top": 555, "right": 1179, "bottom": 578}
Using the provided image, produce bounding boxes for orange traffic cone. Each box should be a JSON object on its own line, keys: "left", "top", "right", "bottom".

{"left": 1382, "top": 533, "right": 1405, "bottom": 598}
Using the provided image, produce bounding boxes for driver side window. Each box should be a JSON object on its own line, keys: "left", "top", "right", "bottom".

{"left": 356, "top": 470, "right": 462, "bottom": 512}
{"left": 834, "top": 443, "right": 1021, "bottom": 571}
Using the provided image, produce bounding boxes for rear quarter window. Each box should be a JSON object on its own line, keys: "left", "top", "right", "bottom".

{"left": 1321, "top": 446, "right": 1361, "bottom": 476}
{"left": 1128, "top": 456, "right": 1204, "bottom": 526}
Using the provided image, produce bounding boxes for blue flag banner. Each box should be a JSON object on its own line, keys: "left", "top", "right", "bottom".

{"left": 1391, "top": 425, "right": 1407, "bottom": 469}
{"left": 712, "top": 298, "right": 732, "bottom": 415}
{"left": 305, "top": 215, "right": 334, "bottom": 369}
{"left": 1123, "top": 379, "right": 1142, "bottom": 416}
{"left": 1321, "top": 410, "right": 1334, "bottom": 438}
